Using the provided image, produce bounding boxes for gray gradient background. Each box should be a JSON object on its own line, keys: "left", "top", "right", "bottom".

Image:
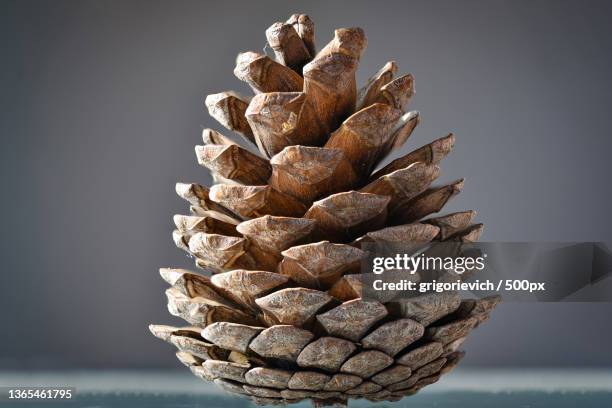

{"left": 2, "top": 0, "right": 611, "bottom": 369}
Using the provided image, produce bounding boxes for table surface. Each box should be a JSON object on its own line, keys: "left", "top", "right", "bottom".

{"left": 1, "top": 369, "right": 611, "bottom": 407}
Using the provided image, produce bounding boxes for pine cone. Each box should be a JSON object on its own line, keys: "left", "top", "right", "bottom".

{"left": 151, "top": 13, "right": 499, "bottom": 406}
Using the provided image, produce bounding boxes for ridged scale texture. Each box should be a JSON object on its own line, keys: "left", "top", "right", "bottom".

{"left": 151, "top": 13, "right": 498, "bottom": 407}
